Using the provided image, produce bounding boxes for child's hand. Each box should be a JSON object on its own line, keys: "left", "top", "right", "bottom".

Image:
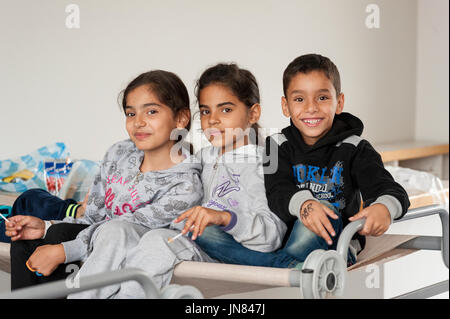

{"left": 4, "top": 215, "right": 45, "bottom": 241}
{"left": 175, "top": 206, "right": 232, "bottom": 240}
{"left": 299, "top": 200, "right": 339, "bottom": 245}
{"left": 348, "top": 204, "right": 391, "bottom": 236}
{"left": 27, "top": 244, "right": 66, "bottom": 276}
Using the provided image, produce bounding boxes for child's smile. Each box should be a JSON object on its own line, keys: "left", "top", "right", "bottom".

{"left": 282, "top": 70, "right": 344, "bottom": 145}
{"left": 302, "top": 117, "right": 324, "bottom": 127}
{"left": 133, "top": 131, "right": 152, "bottom": 140}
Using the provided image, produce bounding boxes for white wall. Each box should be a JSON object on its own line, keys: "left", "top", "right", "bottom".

{"left": 415, "top": 0, "right": 449, "bottom": 142}
{"left": 0, "top": 0, "right": 433, "bottom": 161}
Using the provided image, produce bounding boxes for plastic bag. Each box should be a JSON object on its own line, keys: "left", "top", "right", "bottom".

{"left": 386, "top": 165, "right": 449, "bottom": 211}
{"left": 0, "top": 142, "right": 69, "bottom": 193}
{"left": 43, "top": 159, "right": 74, "bottom": 196}
{"left": 59, "top": 159, "right": 100, "bottom": 202}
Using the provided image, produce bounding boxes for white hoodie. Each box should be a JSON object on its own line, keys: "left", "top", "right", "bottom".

{"left": 196, "top": 144, "right": 287, "bottom": 252}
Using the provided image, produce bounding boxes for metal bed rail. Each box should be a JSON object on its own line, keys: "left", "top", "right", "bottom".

{"left": 0, "top": 268, "right": 203, "bottom": 299}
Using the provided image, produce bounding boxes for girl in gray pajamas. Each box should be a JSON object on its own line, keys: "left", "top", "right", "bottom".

{"left": 65, "top": 70, "right": 217, "bottom": 299}
{"left": 65, "top": 139, "right": 212, "bottom": 298}
{"left": 7, "top": 70, "right": 215, "bottom": 298}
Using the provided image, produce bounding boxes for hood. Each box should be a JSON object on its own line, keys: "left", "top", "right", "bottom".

{"left": 196, "top": 144, "right": 262, "bottom": 166}
{"left": 130, "top": 141, "right": 202, "bottom": 178}
{"left": 156, "top": 153, "right": 202, "bottom": 175}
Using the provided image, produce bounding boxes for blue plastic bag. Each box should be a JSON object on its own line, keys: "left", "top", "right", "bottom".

{"left": 0, "top": 142, "right": 69, "bottom": 193}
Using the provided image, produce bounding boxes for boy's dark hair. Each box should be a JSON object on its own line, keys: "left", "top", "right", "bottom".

{"left": 119, "top": 70, "right": 191, "bottom": 131}
{"left": 283, "top": 54, "right": 341, "bottom": 97}
{"left": 194, "top": 63, "right": 262, "bottom": 145}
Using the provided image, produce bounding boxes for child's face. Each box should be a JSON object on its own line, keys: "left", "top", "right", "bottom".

{"left": 125, "top": 85, "right": 183, "bottom": 152}
{"left": 199, "top": 84, "right": 260, "bottom": 154}
{"left": 282, "top": 70, "right": 344, "bottom": 145}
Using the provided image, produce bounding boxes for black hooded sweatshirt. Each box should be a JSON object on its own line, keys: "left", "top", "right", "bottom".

{"left": 263, "top": 112, "right": 410, "bottom": 250}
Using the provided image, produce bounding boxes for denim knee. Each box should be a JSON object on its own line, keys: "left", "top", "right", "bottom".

{"left": 282, "top": 207, "right": 343, "bottom": 261}
{"left": 283, "top": 221, "right": 324, "bottom": 258}
{"left": 195, "top": 225, "right": 231, "bottom": 246}
{"left": 194, "top": 225, "right": 242, "bottom": 262}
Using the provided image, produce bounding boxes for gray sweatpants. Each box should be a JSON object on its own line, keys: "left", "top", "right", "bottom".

{"left": 67, "top": 220, "right": 216, "bottom": 299}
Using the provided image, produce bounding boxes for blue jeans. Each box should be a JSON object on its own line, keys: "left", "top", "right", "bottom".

{"left": 193, "top": 203, "right": 356, "bottom": 268}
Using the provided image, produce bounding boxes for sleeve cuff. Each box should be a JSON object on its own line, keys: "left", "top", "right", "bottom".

{"left": 288, "top": 190, "right": 319, "bottom": 219}
{"left": 41, "top": 221, "right": 53, "bottom": 239}
{"left": 370, "top": 194, "right": 402, "bottom": 224}
{"left": 62, "top": 238, "right": 86, "bottom": 264}
{"left": 66, "top": 204, "right": 81, "bottom": 219}
{"left": 219, "top": 210, "right": 237, "bottom": 232}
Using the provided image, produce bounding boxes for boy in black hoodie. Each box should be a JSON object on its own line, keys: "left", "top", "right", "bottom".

{"left": 264, "top": 54, "right": 410, "bottom": 260}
